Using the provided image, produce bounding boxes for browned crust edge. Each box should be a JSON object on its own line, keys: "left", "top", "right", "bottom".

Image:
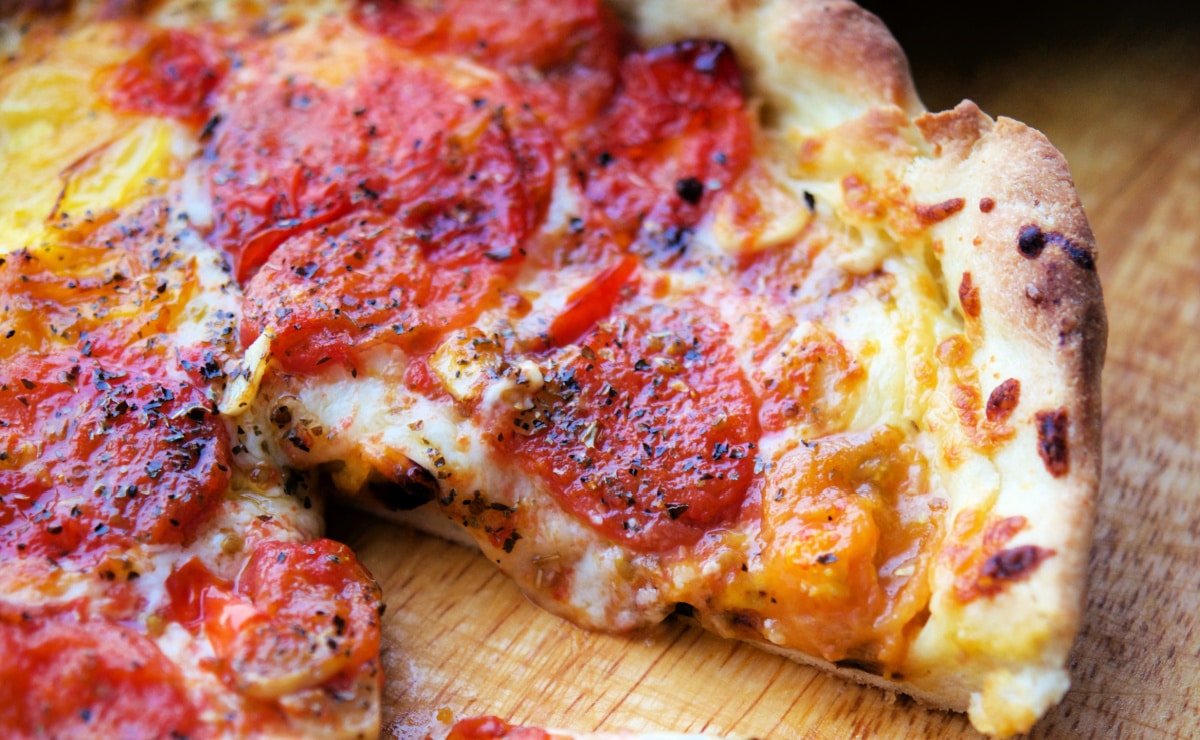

{"left": 907, "top": 101, "right": 1105, "bottom": 734}
{"left": 604, "top": 0, "right": 922, "bottom": 127}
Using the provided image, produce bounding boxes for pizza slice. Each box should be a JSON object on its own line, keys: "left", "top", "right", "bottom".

{"left": 218, "top": 0, "right": 1103, "bottom": 735}
{"left": 0, "top": 11, "right": 384, "bottom": 738}
{"left": 0, "top": 0, "right": 1104, "bottom": 738}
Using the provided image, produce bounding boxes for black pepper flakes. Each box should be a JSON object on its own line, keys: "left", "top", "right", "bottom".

{"left": 665, "top": 502, "right": 689, "bottom": 520}
{"left": 199, "top": 113, "right": 222, "bottom": 141}
{"left": 675, "top": 176, "right": 705, "bottom": 205}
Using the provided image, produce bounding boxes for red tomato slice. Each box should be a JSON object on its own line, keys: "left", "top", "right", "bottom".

{"left": 231, "top": 539, "right": 383, "bottom": 698}
{"left": 104, "top": 28, "right": 226, "bottom": 124}
{"left": 0, "top": 352, "right": 230, "bottom": 566}
{"left": 240, "top": 211, "right": 520, "bottom": 372}
{"left": 0, "top": 608, "right": 200, "bottom": 739}
{"left": 207, "top": 41, "right": 553, "bottom": 282}
{"left": 353, "top": 0, "right": 622, "bottom": 134}
{"left": 500, "top": 305, "right": 760, "bottom": 551}
{"left": 579, "top": 39, "right": 751, "bottom": 251}
{"left": 163, "top": 541, "right": 383, "bottom": 700}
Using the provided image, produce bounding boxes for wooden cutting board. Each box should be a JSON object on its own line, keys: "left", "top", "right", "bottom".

{"left": 328, "top": 6, "right": 1200, "bottom": 738}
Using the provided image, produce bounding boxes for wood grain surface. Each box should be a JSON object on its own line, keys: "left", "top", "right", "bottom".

{"left": 327, "top": 4, "right": 1200, "bottom": 738}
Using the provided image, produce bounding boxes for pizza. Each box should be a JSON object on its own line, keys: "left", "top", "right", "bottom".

{"left": 0, "top": 0, "right": 1105, "bottom": 738}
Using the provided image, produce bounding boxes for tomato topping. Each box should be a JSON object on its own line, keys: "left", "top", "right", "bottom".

{"left": 234, "top": 539, "right": 382, "bottom": 689}
{"left": 104, "top": 28, "right": 225, "bottom": 124}
{"left": 164, "top": 557, "right": 261, "bottom": 655}
{"left": 164, "top": 540, "right": 382, "bottom": 699}
{"left": 353, "top": 0, "right": 622, "bottom": 134}
{"left": 500, "top": 306, "right": 759, "bottom": 551}
{"left": 0, "top": 608, "right": 199, "bottom": 739}
{"left": 579, "top": 39, "right": 751, "bottom": 252}
{"left": 544, "top": 255, "right": 638, "bottom": 348}
{"left": 241, "top": 212, "right": 517, "bottom": 372}
{"left": 207, "top": 40, "right": 553, "bottom": 282}
{"left": 0, "top": 351, "right": 230, "bottom": 565}
{"left": 447, "top": 716, "right": 556, "bottom": 740}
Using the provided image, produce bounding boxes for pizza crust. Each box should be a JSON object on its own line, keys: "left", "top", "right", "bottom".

{"left": 906, "top": 102, "right": 1105, "bottom": 735}
{"left": 610, "top": 4, "right": 1104, "bottom": 732}
{"left": 606, "top": 0, "right": 922, "bottom": 129}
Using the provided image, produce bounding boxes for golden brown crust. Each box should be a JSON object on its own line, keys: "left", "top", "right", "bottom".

{"left": 902, "top": 101, "right": 1104, "bottom": 734}
{"left": 605, "top": 0, "right": 921, "bottom": 129}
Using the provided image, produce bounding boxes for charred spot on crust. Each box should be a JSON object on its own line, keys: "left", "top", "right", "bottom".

{"left": 1053, "top": 233, "right": 1097, "bottom": 271}
{"left": 981, "top": 545, "right": 1054, "bottom": 584}
{"left": 1018, "top": 224, "right": 1046, "bottom": 258}
{"left": 958, "top": 271, "right": 981, "bottom": 319}
{"left": 979, "top": 197, "right": 995, "bottom": 213}
{"left": 915, "top": 197, "right": 965, "bottom": 226}
{"left": 985, "top": 378, "right": 1021, "bottom": 422}
{"left": 1018, "top": 224, "right": 1096, "bottom": 271}
{"left": 1035, "top": 407, "right": 1070, "bottom": 477}
{"left": 367, "top": 463, "right": 438, "bottom": 511}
